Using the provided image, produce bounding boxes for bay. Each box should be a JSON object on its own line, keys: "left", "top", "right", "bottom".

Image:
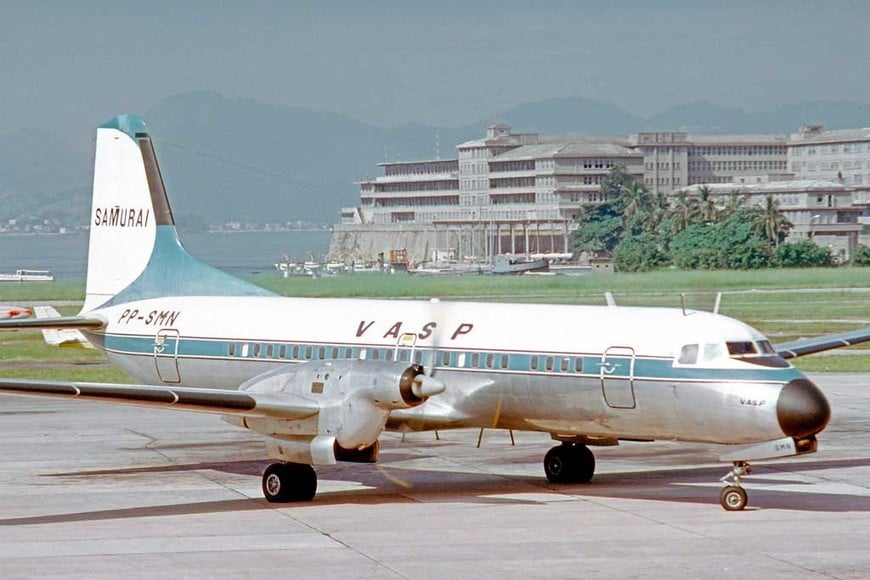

{"left": 0, "top": 230, "right": 332, "bottom": 282}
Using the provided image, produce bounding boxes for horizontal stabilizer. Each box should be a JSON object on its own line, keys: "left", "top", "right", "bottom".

{"left": 775, "top": 327, "right": 870, "bottom": 359}
{"left": 0, "top": 378, "right": 320, "bottom": 420}
{"left": 33, "top": 306, "right": 93, "bottom": 347}
{"left": 0, "top": 315, "right": 105, "bottom": 331}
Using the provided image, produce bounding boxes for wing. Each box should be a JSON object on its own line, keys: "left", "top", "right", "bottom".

{"left": 0, "top": 378, "right": 319, "bottom": 420}
{"left": 775, "top": 327, "right": 870, "bottom": 359}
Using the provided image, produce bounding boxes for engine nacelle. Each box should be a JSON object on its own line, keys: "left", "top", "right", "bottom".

{"left": 233, "top": 360, "right": 445, "bottom": 459}
{"left": 240, "top": 360, "right": 444, "bottom": 411}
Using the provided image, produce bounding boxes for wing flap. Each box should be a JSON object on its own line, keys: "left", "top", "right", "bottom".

{"left": 0, "top": 379, "right": 319, "bottom": 420}
{"left": 775, "top": 327, "right": 870, "bottom": 359}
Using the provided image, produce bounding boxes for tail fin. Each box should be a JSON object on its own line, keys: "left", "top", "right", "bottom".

{"left": 81, "top": 115, "right": 273, "bottom": 313}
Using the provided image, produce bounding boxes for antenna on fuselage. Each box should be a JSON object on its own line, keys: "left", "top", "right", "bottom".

{"left": 605, "top": 292, "right": 617, "bottom": 307}
{"left": 680, "top": 293, "right": 687, "bottom": 316}
{"left": 713, "top": 292, "right": 722, "bottom": 314}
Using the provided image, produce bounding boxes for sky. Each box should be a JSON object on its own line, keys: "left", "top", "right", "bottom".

{"left": 1, "top": 0, "right": 869, "bottom": 141}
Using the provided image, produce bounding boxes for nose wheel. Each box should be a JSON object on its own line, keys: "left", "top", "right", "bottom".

{"left": 719, "top": 461, "right": 752, "bottom": 511}
{"left": 262, "top": 462, "right": 317, "bottom": 502}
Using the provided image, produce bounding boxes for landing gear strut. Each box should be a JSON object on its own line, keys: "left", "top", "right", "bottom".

{"left": 543, "top": 443, "right": 595, "bottom": 484}
{"left": 262, "top": 462, "right": 317, "bottom": 502}
{"left": 719, "top": 461, "right": 752, "bottom": 511}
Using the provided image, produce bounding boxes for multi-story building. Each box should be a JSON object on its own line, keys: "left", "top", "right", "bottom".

{"left": 332, "top": 124, "right": 869, "bottom": 263}
{"left": 628, "top": 132, "right": 789, "bottom": 193}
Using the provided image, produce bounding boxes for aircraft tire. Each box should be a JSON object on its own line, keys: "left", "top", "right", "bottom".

{"left": 720, "top": 486, "right": 747, "bottom": 511}
{"left": 262, "top": 462, "right": 318, "bottom": 502}
{"left": 544, "top": 443, "right": 595, "bottom": 484}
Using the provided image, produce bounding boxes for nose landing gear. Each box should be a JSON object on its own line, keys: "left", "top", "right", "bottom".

{"left": 719, "top": 461, "right": 752, "bottom": 511}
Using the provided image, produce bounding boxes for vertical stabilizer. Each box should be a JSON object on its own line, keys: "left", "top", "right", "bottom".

{"left": 81, "top": 115, "right": 273, "bottom": 313}
{"left": 83, "top": 116, "right": 161, "bottom": 311}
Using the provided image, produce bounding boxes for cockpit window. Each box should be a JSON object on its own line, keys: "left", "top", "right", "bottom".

{"left": 727, "top": 341, "right": 756, "bottom": 355}
{"left": 757, "top": 340, "right": 776, "bottom": 355}
{"left": 678, "top": 344, "right": 698, "bottom": 364}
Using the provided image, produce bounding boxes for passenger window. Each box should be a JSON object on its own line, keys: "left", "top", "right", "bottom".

{"left": 253, "top": 344, "right": 261, "bottom": 357}
{"left": 317, "top": 347, "right": 325, "bottom": 360}
{"left": 441, "top": 351, "right": 450, "bottom": 366}
{"left": 384, "top": 349, "right": 394, "bottom": 361}
{"left": 500, "top": 354, "right": 509, "bottom": 369}
{"left": 359, "top": 348, "right": 367, "bottom": 360}
{"left": 371, "top": 349, "right": 380, "bottom": 360}
{"left": 678, "top": 344, "right": 698, "bottom": 364}
{"left": 457, "top": 352, "right": 466, "bottom": 367}
{"left": 292, "top": 345, "right": 299, "bottom": 359}
{"left": 530, "top": 355, "right": 539, "bottom": 371}
{"left": 545, "top": 356, "right": 554, "bottom": 371}
{"left": 241, "top": 344, "right": 249, "bottom": 357}
{"left": 266, "top": 344, "right": 274, "bottom": 358}
{"left": 560, "top": 357, "right": 570, "bottom": 372}
{"left": 228, "top": 343, "right": 236, "bottom": 356}
{"left": 279, "top": 345, "right": 286, "bottom": 359}
{"left": 574, "top": 357, "right": 583, "bottom": 372}
{"left": 304, "top": 346, "right": 312, "bottom": 359}
{"left": 485, "top": 353, "right": 495, "bottom": 368}
{"left": 471, "top": 353, "right": 480, "bottom": 367}
{"left": 331, "top": 347, "right": 339, "bottom": 359}
{"left": 702, "top": 343, "right": 726, "bottom": 362}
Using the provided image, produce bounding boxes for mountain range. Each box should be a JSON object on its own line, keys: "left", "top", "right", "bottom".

{"left": 1, "top": 92, "right": 868, "bottom": 225}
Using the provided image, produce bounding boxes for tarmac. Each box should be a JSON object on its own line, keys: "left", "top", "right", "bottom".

{"left": 0, "top": 373, "right": 868, "bottom": 579}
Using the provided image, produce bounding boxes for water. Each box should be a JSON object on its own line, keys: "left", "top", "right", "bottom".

{"left": 0, "top": 230, "right": 332, "bottom": 282}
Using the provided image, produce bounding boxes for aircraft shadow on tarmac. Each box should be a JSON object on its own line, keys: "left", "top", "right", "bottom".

{"left": 2, "top": 454, "right": 869, "bottom": 526}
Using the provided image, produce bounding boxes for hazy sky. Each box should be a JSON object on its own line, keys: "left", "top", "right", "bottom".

{"left": 2, "top": 0, "right": 868, "bottom": 140}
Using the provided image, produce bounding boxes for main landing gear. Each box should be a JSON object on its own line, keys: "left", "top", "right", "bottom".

{"left": 262, "top": 462, "right": 317, "bottom": 503}
{"left": 719, "top": 461, "right": 752, "bottom": 511}
{"left": 543, "top": 442, "right": 596, "bottom": 484}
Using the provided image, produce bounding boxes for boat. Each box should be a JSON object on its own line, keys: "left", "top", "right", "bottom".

{"left": 491, "top": 255, "right": 549, "bottom": 275}
{"left": 0, "top": 269, "right": 55, "bottom": 282}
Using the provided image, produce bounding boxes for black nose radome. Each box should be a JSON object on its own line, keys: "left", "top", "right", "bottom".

{"left": 777, "top": 379, "right": 831, "bottom": 438}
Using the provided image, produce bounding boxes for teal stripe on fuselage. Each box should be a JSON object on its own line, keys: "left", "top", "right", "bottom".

{"left": 103, "top": 333, "right": 803, "bottom": 384}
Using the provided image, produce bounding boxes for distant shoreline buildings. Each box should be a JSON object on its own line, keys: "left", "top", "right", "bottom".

{"left": 330, "top": 124, "right": 868, "bottom": 263}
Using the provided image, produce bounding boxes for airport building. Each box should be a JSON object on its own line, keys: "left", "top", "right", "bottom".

{"left": 330, "top": 124, "right": 870, "bottom": 263}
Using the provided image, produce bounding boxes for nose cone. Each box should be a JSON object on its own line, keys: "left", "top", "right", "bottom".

{"left": 777, "top": 378, "right": 831, "bottom": 438}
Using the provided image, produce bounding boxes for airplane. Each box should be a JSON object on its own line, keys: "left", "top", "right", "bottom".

{"left": 0, "top": 115, "right": 867, "bottom": 511}
{"left": 0, "top": 305, "right": 32, "bottom": 320}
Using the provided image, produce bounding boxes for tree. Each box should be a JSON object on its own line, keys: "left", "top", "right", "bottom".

{"left": 851, "top": 244, "right": 870, "bottom": 266}
{"left": 697, "top": 185, "right": 719, "bottom": 223}
{"left": 613, "top": 230, "right": 669, "bottom": 272}
{"left": 774, "top": 241, "right": 833, "bottom": 267}
{"left": 753, "top": 194, "right": 792, "bottom": 248}
{"left": 572, "top": 200, "right": 623, "bottom": 253}
{"left": 619, "top": 180, "right": 655, "bottom": 228}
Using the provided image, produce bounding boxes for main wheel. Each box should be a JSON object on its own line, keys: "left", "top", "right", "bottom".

{"left": 544, "top": 443, "right": 596, "bottom": 484}
{"left": 720, "top": 485, "right": 748, "bottom": 511}
{"left": 262, "top": 462, "right": 318, "bottom": 503}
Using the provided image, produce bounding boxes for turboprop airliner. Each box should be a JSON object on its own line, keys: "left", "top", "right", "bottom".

{"left": 1, "top": 115, "right": 867, "bottom": 511}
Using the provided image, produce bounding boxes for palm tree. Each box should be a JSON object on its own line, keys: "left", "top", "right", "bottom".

{"left": 620, "top": 181, "right": 655, "bottom": 227}
{"left": 754, "top": 194, "right": 792, "bottom": 247}
{"left": 670, "top": 190, "right": 700, "bottom": 234}
{"left": 697, "top": 185, "right": 719, "bottom": 223}
{"left": 720, "top": 190, "right": 747, "bottom": 220}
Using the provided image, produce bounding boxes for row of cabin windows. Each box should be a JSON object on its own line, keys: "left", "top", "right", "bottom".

{"left": 225, "top": 342, "right": 583, "bottom": 373}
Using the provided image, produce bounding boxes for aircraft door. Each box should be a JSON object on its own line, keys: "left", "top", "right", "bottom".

{"left": 600, "top": 346, "right": 636, "bottom": 409}
{"left": 154, "top": 328, "right": 181, "bottom": 383}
